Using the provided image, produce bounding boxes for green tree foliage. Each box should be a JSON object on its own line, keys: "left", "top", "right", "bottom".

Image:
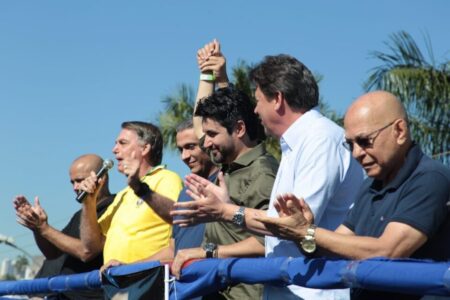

{"left": 365, "top": 31, "right": 449, "bottom": 165}
{"left": 159, "top": 84, "right": 195, "bottom": 150}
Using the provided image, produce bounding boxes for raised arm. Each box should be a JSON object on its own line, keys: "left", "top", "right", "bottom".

{"left": 123, "top": 152, "right": 181, "bottom": 224}
{"left": 193, "top": 39, "right": 229, "bottom": 138}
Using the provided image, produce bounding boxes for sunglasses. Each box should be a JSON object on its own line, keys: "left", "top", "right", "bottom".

{"left": 343, "top": 120, "right": 396, "bottom": 152}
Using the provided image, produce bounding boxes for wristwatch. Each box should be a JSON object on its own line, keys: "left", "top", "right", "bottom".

{"left": 231, "top": 206, "right": 245, "bottom": 227}
{"left": 203, "top": 243, "right": 217, "bottom": 258}
{"left": 300, "top": 224, "right": 317, "bottom": 254}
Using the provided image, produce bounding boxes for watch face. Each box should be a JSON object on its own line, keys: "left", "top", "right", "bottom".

{"left": 232, "top": 207, "right": 245, "bottom": 226}
{"left": 234, "top": 214, "right": 244, "bottom": 225}
{"left": 301, "top": 238, "right": 316, "bottom": 254}
{"left": 204, "top": 243, "right": 215, "bottom": 252}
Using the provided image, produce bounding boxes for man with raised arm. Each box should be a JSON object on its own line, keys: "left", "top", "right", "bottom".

{"left": 254, "top": 91, "right": 450, "bottom": 299}
{"left": 101, "top": 119, "right": 219, "bottom": 271}
{"left": 172, "top": 51, "right": 364, "bottom": 299}
{"left": 172, "top": 41, "right": 279, "bottom": 300}
{"left": 14, "top": 154, "right": 114, "bottom": 299}
{"left": 79, "top": 121, "right": 183, "bottom": 264}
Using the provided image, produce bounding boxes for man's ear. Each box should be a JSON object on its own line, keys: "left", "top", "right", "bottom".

{"left": 142, "top": 143, "right": 152, "bottom": 158}
{"left": 234, "top": 120, "right": 247, "bottom": 138}
{"left": 273, "top": 91, "right": 284, "bottom": 113}
{"left": 394, "top": 119, "right": 409, "bottom": 145}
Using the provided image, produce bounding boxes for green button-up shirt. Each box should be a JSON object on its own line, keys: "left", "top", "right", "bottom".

{"left": 204, "top": 143, "right": 279, "bottom": 300}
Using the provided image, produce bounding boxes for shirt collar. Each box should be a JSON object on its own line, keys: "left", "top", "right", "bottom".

{"left": 370, "top": 143, "right": 422, "bottom": 194}
{"left": 280, "top": 107, "right": 322, "bottom": 154}
{"left": 222, "top": 143, "right": 267, "bottom": 173}
{"left": 144, "top": 164, "right": 166, "bottom": 177}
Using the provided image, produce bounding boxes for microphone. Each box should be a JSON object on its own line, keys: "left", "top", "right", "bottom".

{"left": 76, "top": 159, "right": 114, "bottom": 203}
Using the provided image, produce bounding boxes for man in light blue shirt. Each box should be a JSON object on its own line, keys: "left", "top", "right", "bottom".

{"left": 252, "top": 54, "right": 364, "bottom": 299}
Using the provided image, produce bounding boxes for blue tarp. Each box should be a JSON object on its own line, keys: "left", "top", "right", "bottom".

{"left": 170, "top": 257, "right": 450, "bottom": 299}
{"left": 0, "top": 257, "right": 449, "bottom": 299}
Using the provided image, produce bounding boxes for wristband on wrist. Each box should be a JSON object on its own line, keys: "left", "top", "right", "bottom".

{"left": 135, "top": 182, "right": 152, "bottom": 198}
{"left": 200, "top": 73, "right": 216, "bottom": 81}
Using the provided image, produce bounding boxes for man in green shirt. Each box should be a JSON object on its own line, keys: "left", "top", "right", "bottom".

{"left": 171, "top": 41, "right": 278, "bottom": 300}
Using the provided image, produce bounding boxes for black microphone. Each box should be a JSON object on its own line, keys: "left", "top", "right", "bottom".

{"left": 76, "top": 159, "right": 114, "bottom": 203}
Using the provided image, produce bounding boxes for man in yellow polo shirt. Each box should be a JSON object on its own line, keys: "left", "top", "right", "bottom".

{"left": 79, "top": 121, "right": 183, "bottom": 263}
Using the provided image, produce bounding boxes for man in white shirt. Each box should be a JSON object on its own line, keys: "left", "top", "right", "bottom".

{"left": 173, "top": 54, "right": 364, "bottom": 299}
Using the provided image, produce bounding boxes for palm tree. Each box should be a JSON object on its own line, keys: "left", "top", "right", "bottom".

{"left": 365, "top": 31, "right": 449, "bottom": 165}
{"left": 158, "top": 84, "right": 195, "bottom": 150}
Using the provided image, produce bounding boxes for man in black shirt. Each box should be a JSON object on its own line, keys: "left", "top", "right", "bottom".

{"left": 14, "top": 154, "right": 114, "bottom": 299}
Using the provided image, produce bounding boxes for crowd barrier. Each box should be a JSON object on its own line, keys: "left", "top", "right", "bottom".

{"left": 0, "top": 257, "right": 448, "bottom": 299}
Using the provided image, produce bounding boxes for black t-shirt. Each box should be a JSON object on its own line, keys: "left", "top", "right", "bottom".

{"left": 35, "top": 195, "right": 114, "bottom": 299}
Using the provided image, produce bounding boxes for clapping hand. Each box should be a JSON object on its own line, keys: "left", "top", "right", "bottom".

{"left": 14, "top": 195, "right": 48, "bottom": 232}
{"left": 253, "top": 193, "right": 314, "bottom": 241}
{"left": 170, "top": 172, "right": 230, "bottom": 226}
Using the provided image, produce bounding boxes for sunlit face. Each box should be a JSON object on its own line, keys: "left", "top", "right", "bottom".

{"left": 112, "top": 128, "right": 146, "bottom": 174}
{"left": 201, "top": 118, "right": 236, "bottom": 164}
{"left": 345, "top": 118, "right": 399, "bottom": 182}
{"left": 69, "top": 162, "right": 92, "bottom": 195}
{"left": 176, "top": 128, "right": 213, "bottom": 177}
{"left": 254, "top": 86, "right": 277, "bottom": 138}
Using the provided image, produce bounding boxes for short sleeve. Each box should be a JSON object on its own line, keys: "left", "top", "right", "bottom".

{"left": 391, "top": 171, "right": 449, "bottom": 237}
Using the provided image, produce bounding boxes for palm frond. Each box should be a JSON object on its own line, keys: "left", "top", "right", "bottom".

{"left": 364, "top": 31, "right": 450, "bottom": 165}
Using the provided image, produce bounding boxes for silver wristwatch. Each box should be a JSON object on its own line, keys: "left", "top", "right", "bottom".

{"left": 231, "top": 206, "right": 245, "bottom": 227}
{"left": 203, "top": 242, "right": 217, "bottom": 258}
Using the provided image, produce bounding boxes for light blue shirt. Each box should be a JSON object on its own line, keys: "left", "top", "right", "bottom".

{"left": 264, "top": 108, "right": 365, "bottom": 300}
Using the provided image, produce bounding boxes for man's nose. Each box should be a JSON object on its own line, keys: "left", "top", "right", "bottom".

{"left": 181, "top": 149, "right": 190, "bottom": 161}
{"left": 203, "top": 137, "right": 213, "bottom": 148}
{"left": 73, "top": 182, "right": 80, "bottom": 193}
{"left": 352, "top": 143, "right": 366, "bottom": 161}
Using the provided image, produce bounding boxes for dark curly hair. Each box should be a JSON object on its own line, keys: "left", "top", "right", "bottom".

{"left": 195, "top": 87, "right": 264, "bottom": 142}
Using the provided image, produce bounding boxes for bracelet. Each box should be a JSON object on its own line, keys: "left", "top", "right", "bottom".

{"left": 135, "top": 182, "right": 152, "bottom": 198}
{"left": 200, "top": 73, "right": 216, "bottom": 81}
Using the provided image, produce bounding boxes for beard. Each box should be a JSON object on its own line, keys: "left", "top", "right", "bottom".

{"left": 207, "top": 146, "right": 233, "bottom": 165}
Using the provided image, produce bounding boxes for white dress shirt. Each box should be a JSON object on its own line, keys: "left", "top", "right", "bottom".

{"left": 264, "top": 108, "right": 364, "bottom": 300}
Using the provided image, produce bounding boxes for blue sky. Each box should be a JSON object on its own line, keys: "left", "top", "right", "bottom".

{"left": 0, "top": 1, "right": 448, "bottom": 261}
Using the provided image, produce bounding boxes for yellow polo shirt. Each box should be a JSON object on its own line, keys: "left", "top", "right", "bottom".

{"left": 98, "top": 165, "right": 183, "bottom": 263}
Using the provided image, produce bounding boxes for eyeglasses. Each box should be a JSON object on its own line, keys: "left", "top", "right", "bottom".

{"left": 343, "top": 120, "right": 396, "bottom": 152}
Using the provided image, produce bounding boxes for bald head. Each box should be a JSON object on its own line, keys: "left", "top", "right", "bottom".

{"left": 345, "top": 91, "right": 408, "bottom": 130}
{"left": 69, "top": 154, "right": 105, "bottom": 196}
{"left": 344, "top": 91, "right": 412, "bottom": 185}
{"left": 71, "top": 154, "right": 103, "bottom": 175}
